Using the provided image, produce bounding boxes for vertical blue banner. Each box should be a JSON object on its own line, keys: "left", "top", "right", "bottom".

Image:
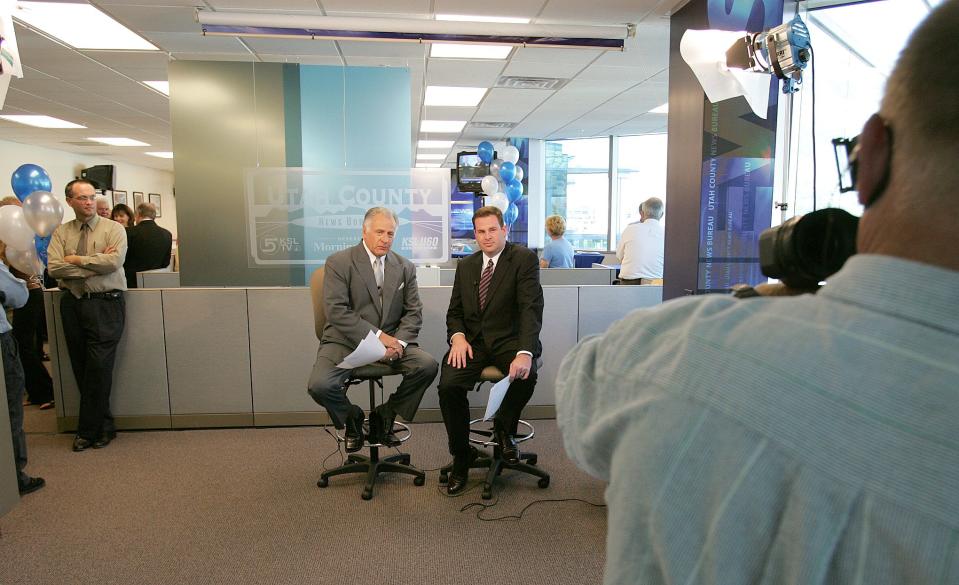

{"left": 697, "top": 0, "right": 783, "bottom": 293}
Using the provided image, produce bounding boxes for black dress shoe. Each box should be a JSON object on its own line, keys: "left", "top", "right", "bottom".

{"left": 343, "top": 407, "right": 366, "bottom": 453}
{"left": 378, "top": 413, "right": 401, "bottom": 447}
{"left": 446, "top": 471, "right": 469, "bottom": 495}
{"left": 494, "top": 423, "right": 520, "bottom": 464}
{"left": 93, "top": 430, "right": 115, "bottom": 449}
{"left": 19, "top": 476, "right": 45, "bottom": 495}
{"left": 72, "top": 436, "right": 93, "bottom": 452}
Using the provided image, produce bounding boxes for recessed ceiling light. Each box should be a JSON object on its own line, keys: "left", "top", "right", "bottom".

{"left": 425, "top": 86, "right": 487, "bottom": 107}
{"left": 145, "top": 152, "right": 174, "bottom": 159}
{"left": 420, "top": 120, "right": 467, "bottom": 133}
{"left": 430, "top": 44, "right": 513, "bottom": 59}
{"left": 15, "top": 2, "right": 158, "bottom": 50}
{"left": 88, "top": 137, "right": 151, "bottom": 147}
{"left": 0, "top": 115, "right": 85, "bottom": 129}
{"left": 416, "top": 154, "right": 447, "bottom": 160}
{"left": 416, "top": 163, "right": 442, "bottom": 168}
{"left": 650, "top": 103, "right": 669, "bottom": 114}
{"left": 417, "top": 140, "right": 455, "bottom": 149}
{"left": 144, "top": 81, "right": 169, "bottom": 95}
{"left": 436, "top": 14, "right": 531, "bottom": 24}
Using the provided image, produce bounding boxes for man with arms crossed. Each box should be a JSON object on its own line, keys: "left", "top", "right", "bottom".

{"left": 308, "top": 207, "right": 437, "bottom": 452}
{"left": 439, "top": 206, "right": 544, "bottom": 495}
{"left": 556, "top": 3, "right": 959, "bottom": 582}
{"left": 48, "top": 179, "right": 127, "bottom": 452}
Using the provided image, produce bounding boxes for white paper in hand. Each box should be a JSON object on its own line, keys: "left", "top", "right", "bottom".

{"left": 483, "top": 376, "right": 511, "bottom": 421}
{"left": 336, "top": 330, "right": 387, "bottom": 369}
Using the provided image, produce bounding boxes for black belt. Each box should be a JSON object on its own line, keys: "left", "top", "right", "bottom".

{"left": 78, "top": 290, "right": 123, "bottom": 300}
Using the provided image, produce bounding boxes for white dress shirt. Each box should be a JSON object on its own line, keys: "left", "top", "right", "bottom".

{"left": 616, "top": 218, "right": 664, "bottom": 280}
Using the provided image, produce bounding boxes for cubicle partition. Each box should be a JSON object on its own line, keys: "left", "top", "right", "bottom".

{"left": 46, "top": 284, "right": 662, "bottom": 432}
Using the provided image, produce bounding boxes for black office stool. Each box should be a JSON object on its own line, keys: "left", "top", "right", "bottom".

{"left": 317, "top": 363, "right": 425, "bottom": 500}
{"left": 439, "top": 365, "right": 550, "bottom": 500}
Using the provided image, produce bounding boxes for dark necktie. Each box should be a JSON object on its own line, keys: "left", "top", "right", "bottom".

{"left": 76, "top": 223, "right": 91, "bottom": 256}
{"left": 478, "top": 259, "right": 494, "bottom": 310}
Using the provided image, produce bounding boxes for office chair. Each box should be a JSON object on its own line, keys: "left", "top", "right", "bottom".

{"left": 310, "top": 267, "right": 426, "bottom": 500}
{"left": 438, "top": 364, "right": 550, "bottom": 500}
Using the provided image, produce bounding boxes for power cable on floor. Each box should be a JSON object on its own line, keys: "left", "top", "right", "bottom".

{"left": 460, "top": 497, "right": 607, "bottom": 522}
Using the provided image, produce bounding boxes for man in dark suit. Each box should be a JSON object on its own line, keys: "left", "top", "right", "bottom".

{"left": 439, "top": 205, "right": 544, "bottom": 494}
{"left": 124, "top": 202, "right": 173, "bottom": 288}
{"left": 307, "top": 207, "right": 438, "bottom": 452}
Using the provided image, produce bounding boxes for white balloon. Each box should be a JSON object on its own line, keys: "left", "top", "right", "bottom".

{"left": 0, "top": 205, "right": 37, "bottom": 251}
{"left": 481, "top": 175, "right": 499, "bottom": 196}
{"left": 5, "top": 243, "right": 42, "bottom": 275}
{"left": 487, "top": 192, "right": 509, "bottom": 213}
{"left": 22, "top": 190, "right": 64, "bottom": 237}
{"left": 501, "top": 145, "right": 520, "bottom": 164}
{"left": 489, "top": 158, "right": 504, "bottom": 178}
{"left": 514, "top": 165, "right": 524, "bottom": 183}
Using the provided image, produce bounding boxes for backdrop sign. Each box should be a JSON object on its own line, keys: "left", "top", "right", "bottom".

{"left": 245, "top": 167, "right": 450, "bottom": 265}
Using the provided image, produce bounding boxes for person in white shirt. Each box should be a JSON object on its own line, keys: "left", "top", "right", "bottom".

{"left": 615, "top": 197, "right": 664, "bottom": 283}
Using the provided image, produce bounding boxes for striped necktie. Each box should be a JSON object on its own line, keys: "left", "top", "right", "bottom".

{"left": 478, "top": 259, "right": 494, "bottom": 310}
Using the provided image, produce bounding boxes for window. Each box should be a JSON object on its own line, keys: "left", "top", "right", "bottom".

{"left": 545, "top": 137, "right": 610, "bottom": 250}
{"left": 614, "top": 134, "right": 668, "bottom": 243}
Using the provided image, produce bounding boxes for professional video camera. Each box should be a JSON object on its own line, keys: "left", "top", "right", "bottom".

{"left": 735, "top": 207, "right": 859, "bottom": 297}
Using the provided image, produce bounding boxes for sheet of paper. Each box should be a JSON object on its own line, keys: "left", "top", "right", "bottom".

{"left": 483, "top": 376, "right": 511, "bottom": 421}
{"left": 336, "top": 330, "right": 387, "bottom": 369}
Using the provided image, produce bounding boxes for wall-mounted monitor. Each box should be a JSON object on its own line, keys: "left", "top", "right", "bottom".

{"left": 456, "top": 151, "right": 490, "bottom": 194}
{"left": 450, "top": 200, "right": 476, "bottom": 239}
{"left": 80, "top": 164, "right": 116, "bottom": 191}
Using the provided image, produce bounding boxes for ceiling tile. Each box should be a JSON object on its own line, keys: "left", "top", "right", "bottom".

{"left": 98, "top": 5, "right": 200, "bottom": 34}
{"left": 426, "top": 59, "right": 505, "bottom": 87}
{"left": 243, "top": 37, "right": 340, "bottom": 56}
{"left": 474, "top": 88, "right": 553, "bottom": 122}
{"left": 145, "top": 32, "right": 249, "bottom": 54}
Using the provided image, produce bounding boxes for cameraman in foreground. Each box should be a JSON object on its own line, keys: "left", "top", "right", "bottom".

{"left": 556, "top": 2, "right": 958, "bottom": 583}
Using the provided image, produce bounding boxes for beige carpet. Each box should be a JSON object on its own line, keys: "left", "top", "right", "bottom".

{"left": 2, "top": 416, "right": 608, "bottom": 585}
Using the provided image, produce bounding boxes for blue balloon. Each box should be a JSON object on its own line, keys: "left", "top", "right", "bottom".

{"left": 499, "top": 161, "right": 516, "bottom": 183}
{"left": 503, "top": 202, "right": 519, "bottom": 226}
{"left": 506, "top": 179, "right": 524, "bottom": 202}
{"left": 11, "top": 164, "right": 52, "bottom": 201}
{"left": 477, "top": 141, "right": 494, "bottom": 164}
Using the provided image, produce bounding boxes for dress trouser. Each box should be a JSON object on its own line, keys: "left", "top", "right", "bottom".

{"left": 2, "top": 330, "right": 29, "bottom": 487}
{"left": 307, "top": 342, "right": 438, "bottom": 428}
{"left": 437, "top": 344, "right": 538, "bottom": 460}
{"left": 13, "top": 288, "right": 54, "bottom": 404}
{"left": 59, "top": 293, "right": 125, "bottom": 440}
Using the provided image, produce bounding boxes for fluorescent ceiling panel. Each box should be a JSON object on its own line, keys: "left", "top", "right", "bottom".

{"left": 420, "top": 120, "right": 467, "bottom": 133}
{"left": 436, "top": 14, "right": 531, "bottom": 24}
{"left": 145, "top": 152, "right": 174, "bottom": 159}
{"left": 15, "top": 2, "right": 158, "bottom": 51}
{"left": 424, "top": 86, "right": 487, "bottom": 107}
{"left": 0, "top": 115, "right": 85, "bottom": 129}
{"left": 144, "top": 81, "right": 170, "bottom": 95}
{"left": 88, "top": 137, "right": 150, "bottom": 147}
{"left": 417, "top": 140, "right": 455, "bottom": 149}
{"left": 650, "top": 103, "right": 668, "bottom": 113}
{"left": 416, "top": 154, "right": 447, "bottom": 160}
{"left": 430, "top": 44, "right": 513, "bottom": 59}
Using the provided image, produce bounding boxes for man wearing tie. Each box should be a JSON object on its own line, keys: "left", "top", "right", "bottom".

{"left": 439, "top": 206, "right": 544, "bottom": 494}
{"left": 307, "top": 207, "right": 438, "bottom": 453}
{"left": 48, "top": 179, "right": 127, "bottom": 452}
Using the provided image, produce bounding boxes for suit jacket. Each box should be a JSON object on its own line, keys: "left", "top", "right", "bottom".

{"left": 446, "top": 242, "right": 544, "bottom": 358}
{"left": 321, "top": 242, "right": 423, "bottom": 350}
{"left": 124, "top": 220, "right": 173, "bottom": 288}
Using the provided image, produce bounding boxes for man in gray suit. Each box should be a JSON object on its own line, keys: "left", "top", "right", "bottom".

{"left": 308, "top": 207, "right": 438, "bottom": 452}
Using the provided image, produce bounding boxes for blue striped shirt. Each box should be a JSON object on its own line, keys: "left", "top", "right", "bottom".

{"left": 557, "top": 254, "right": 959, "bottom": 585}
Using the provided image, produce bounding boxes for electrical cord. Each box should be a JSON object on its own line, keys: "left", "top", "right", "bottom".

{"left": 460, "top": 497, "right": 607, "bottom": 522}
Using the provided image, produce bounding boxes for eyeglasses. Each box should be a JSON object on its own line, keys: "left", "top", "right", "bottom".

{"left": 70, "top": 196, "right": 96, "bottom": 202}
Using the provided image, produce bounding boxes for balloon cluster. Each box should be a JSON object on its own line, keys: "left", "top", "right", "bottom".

{"left": 477, "top": 141, "right": 524, "bottom": 226}
{"left": 1, "top": 164, "right": 63, "bottom": 275}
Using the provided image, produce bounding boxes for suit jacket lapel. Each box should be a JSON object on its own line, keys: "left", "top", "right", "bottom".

{"left": 352, "top": 244, "right": 382, "bottom": 318}
{"left": 380, "top": 252, "right": 401, "bottom": 323}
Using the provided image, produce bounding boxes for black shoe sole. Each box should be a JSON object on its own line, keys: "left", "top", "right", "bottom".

{"left": 19, "top": 478, "right": 45, "bottom": 495}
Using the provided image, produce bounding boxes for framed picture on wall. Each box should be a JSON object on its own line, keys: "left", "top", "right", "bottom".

{"left": 113, "top": 190, "right": 127, "bottom": 206}
{"left": 149, "top": 193, "right": 162, "bottom": 218}
{"left": 133, "top": 192, "right": 144, "bottom": 208}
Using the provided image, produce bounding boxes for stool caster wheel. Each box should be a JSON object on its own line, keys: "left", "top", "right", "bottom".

{"left": 527, "top": 455, "right": 538, "bottom": 465}
{"left": 362, "top": 488, "right": 373, "bottom": 500}
{"left": 414, "top": 475, "right": 425, "bottom": 486}
{"left": 538, "top": 477, "right": 550, "bottom": 489}
{"left": 482, "top": 485, "right": 493, "bottom": 500}
{"left": 317, "top": 478, "right": 328, "bottom": 488}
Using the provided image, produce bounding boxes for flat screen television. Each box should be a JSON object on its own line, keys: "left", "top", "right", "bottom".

{"left": 456, "top": 151, "right": 490, "bottom": 194}
{"left": 450, "top": 200, "right": 476, "bottom": 239}
{"left": 80, "top": 164, "right": 116, "bottom": 191}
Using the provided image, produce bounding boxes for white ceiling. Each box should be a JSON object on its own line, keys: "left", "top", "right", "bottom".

{"left": 1, "top": 0, "right": 683, "bottom": 172}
